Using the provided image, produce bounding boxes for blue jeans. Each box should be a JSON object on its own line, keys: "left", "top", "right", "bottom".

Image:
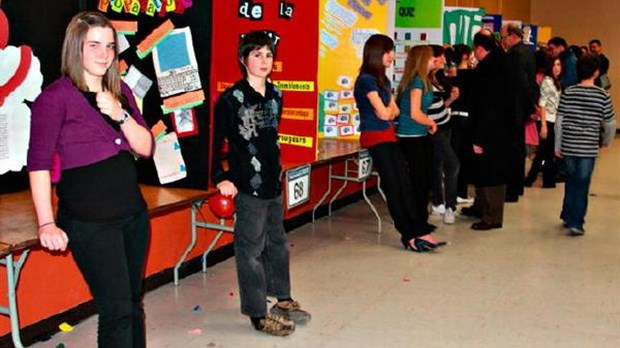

{"left": 233, "top": 193, "right": 291, "bottom": 317}
{"left": 560, "top": 156, "right": 596, "bottom": 230}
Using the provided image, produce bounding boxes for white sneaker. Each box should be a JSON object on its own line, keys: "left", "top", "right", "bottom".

{"left": 443, "top": 208, "right": 456, "bottom": 224}
{"left": 431, "top": 204, "right": 445, "bottom": 215}
{"left": 457, "top": 196, "right": 474, "bottom": 204}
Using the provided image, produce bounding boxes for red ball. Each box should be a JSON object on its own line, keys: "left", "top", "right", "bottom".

{"left": 208, "top": 193, "right": 235, "bottom": 219}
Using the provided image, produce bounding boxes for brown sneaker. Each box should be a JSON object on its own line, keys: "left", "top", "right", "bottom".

{"left": 255, "top": 314, "right": 295, "bottom": 336}
{"left": 270, "top": 300, "right": 312, "bottom": 325}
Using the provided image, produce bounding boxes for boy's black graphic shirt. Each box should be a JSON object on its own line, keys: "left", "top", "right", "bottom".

{"left": 212, "top": 79, "right": 283, "bottom": 198}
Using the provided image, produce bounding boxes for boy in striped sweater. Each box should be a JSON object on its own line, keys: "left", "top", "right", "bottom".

{"left": 555, "top": 54, "right": 616, "bottom": 236}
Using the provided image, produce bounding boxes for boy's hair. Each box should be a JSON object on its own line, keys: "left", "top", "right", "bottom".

{"left": 588, "top": 39, "right": 601, "bottom": 46}
{"left": 473, "top": 32, "right": 496, "bottom": 52}
{"left": 452, "top": 44, "right": 472, "bottom": 65}
{"left": 62, "top": 11, "right": 121, "bottom": 98}
{"left": 576, "top": 54, "right": 600, "bottom": 81}
{"left": 547, "top": 37, "right": 568, "bottom": 48}
{"left": 238, "top": 31, "right": 275, "bottom": 77}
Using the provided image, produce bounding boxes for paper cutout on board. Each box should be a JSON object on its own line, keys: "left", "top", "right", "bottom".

{"left": 110, "top": 20, "right": 138, "bottom": 35}
{"left": 170, "top": 108, "right": 198, "bottom": 137}
{"left": 336, "top": 114, "right": 349, "bottom": 125}
{"left": 117, "top": 34, "right": 130, "bottom": 53}
{"left": 136, "top": 19, "right": 174, "bottom": 59}
{"left": 324, "top": 114, "right": 337, "bottom": 126}
{"left": 339, "top": 126, "right": 354, "bottom": 136}
{"left": 443, "top": 7, "right": 485, "bottom": 46}
{"left": 161, "top": 90, "right": 205, "bottom": 114}
{"left": 0, "top": 43, "right": 43, "bottom": 174}
{"left": 323, "top": 125, "right": 338, "bottom": 137}
{"left": 338, "top": 104, "right": 352, "bottom": 114}
{"left": 324, "top": 100, "right": 338, "bottom": 113}
{"left": 152, "top": 27, "right": 202, "bottom": 97}
{"left": 124, "top": 65, "right": 153, "bottom": 99}
{"left": 153, "top": 131, "right": 187, "bottom": 184}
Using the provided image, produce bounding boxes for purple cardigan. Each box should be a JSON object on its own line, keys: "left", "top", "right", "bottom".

{"left": 27, "top": 77, "right": 150, "bottom": 172}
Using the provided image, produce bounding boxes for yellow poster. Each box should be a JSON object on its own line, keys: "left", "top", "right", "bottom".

{"left": 317, "top": 0, "right": 389, "bottom": 139}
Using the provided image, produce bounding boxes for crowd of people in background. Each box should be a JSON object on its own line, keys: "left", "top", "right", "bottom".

{"left": 355, "top": 26, "right": 616, "bottom": 252}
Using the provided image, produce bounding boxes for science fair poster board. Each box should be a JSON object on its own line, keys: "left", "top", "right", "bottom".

{"left": 211, "top": 0, "right": 318, "bottom": 163}
{"left": 317, "top": 0, "right": 390, "bottom": 139}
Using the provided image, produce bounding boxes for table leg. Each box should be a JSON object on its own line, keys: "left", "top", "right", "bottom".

{"left": 0, "top": 251, "right": 30, "bottom": 348}
{"left": 362, "top": 180, "right": 382, "bottom": 234}
{"left": 312, "top": 163, "right": 333, "bottom": 222}
{"left": 174, "top": 202, "right": 200, "bottom": 286}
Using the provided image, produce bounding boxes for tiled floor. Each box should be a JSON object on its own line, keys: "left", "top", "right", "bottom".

{"left": 32, "top": 140, "right": 620, "bottom": 348}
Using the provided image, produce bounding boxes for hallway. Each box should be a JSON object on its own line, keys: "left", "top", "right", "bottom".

{"left": 32, "top": 139, "right": 620, "bottom": 348}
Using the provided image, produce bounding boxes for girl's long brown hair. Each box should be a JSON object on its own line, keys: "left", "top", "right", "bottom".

{"left": 396, "top": 45, "right": 433, "bottom": 101}
{"left": 61, "top": 11, "right": 122, "bottom": 100}
{"left": 357, "top": 34, "right": 394, "bottom": 90}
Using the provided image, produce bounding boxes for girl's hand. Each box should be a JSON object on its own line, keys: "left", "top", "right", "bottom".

{"left": 96, "top": 91, "right": 124, "bottom": 122}
{"left": 38, "top": 224, "right": 69, "bottom": 252}
{"left": 540, "top": 125, "right": 548, "bottom": 139}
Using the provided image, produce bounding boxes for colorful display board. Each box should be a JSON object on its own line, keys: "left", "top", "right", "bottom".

{"left": 317, "top": 0, "right": 390, "bottom": 139}
{"left": 443, "top": 6, "right": 485, "bottom": 46}
{"left": 210, "top": 0, "right": 319, "bottom": 163}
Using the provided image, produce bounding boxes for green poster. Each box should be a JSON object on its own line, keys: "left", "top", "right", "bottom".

{"left": 443, "top": 7, "right": 485, "bottom": 46}
{"left": 395, "top": 0, "right": 443, "bottom": 28}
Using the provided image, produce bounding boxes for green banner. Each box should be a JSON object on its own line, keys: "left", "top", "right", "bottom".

{"left": 395, "top": 0, "right": 443, "bottom": 28}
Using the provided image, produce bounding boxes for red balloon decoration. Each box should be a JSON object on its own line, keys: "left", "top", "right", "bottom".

{"left": 208, "top": 193, "right": 235, "bottom": 219}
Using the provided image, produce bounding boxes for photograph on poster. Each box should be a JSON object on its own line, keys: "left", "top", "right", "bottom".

{"left": 324, "top": 126, "right": 338, "bottom": 137}
{"left": 324, "top": 100, "right": 339, "bottom": 113}
{"left": 324, "top": 90, "right": 339, "bottom": 100}
{"left": 340, "top": 90, "right": 353, "bottom": 99}
{"left": 324, "top": 114, "right": 337, "bottom": 126}
{"left": 337, "top": 113, "right": 350, "bottom": 125}
{"left": 170, "top": 108, "right": 198, "bottom": 137}
{"left": 339, "top": 125, "right": 355, "bottom": 136}
{"left": 338, "top": 104, "right": 352, "bottom": 114}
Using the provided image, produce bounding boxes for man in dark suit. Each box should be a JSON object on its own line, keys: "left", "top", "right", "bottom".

{"left": 464, "top": 33, "right": 511, "bottom": 230}
{"left": 500, "top": 23, "right": 538, "bottom": 202}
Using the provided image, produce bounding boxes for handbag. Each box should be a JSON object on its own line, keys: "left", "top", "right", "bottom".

{"left": 525, "top": 120, "right": 539, "bottom": 146}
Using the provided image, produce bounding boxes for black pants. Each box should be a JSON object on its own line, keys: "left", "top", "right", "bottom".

{"left": 397, "top": 136, "right": 434, "bottom": 235}
{"left": 451, "top": 116, "right": 473, "bottom": 198}
{"left": 525, "top": 121, "right": 556, "bottom": 186}
{"left": 368, "top": 142, "right": 423, "bottom": 239}
{"left": 59, "top": 209, "right": 149, "bottom": 348}
{"left": 506, "top": 126, "right": 526, "bottom": 198}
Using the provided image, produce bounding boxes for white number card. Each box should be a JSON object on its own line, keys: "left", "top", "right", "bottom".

{"left": 357, "top": 150, "right": 372, "bottom": 180}
{"left": 286, "top": 164, "right": 311, "bottom": 209}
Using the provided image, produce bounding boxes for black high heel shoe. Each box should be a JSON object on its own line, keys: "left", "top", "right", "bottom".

{"left": 401, "top": 238, "right": 436, "bottom": 253}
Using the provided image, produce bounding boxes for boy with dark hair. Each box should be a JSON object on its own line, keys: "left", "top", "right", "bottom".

{"left": 548, "top": 36, "right": 578, "bottom": 88}
{"left": 555, "top": 54, "right": 616, "bottom": 236}
{"left": 588, "top": 39, "right": 611, "bottom": 89}
{"left": 211, "top": 30, "right": 311, "bottom": 336}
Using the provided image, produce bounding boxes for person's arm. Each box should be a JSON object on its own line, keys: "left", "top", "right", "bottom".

{"left": 410, "top": 88, "right": 437, "bottom": 134}
{"left": 539, "top": 107, "right": 548, "bottom": 139}
{"left": 29, "top": 171, "right": 68, "bottom": 251}
{"left": 96, "top": 91, "right": 152, "bottom": 157}
{"left": 600, "top": 94, "right": 617, "bottom": 147}
{"left": 554, "top": 94, "right": 567, "bottom": 157}
{"left": 388, "top": 95, "right": 400, "bottom": 118}
{"left": 444, "top": 86, "right": 460, "bottom": 108}
{"left": 366, "top": 91, "right": 396, "bottom": 120}
{"left": 211, "top": 95, "right": 238, "bottom": 197}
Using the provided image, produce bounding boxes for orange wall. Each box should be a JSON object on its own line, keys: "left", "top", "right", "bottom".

{"left": 445, "top": 0, "right": 530, "bottom": 21}
{"left": 0, "top": 160, "right": 368, "bottom": 337}
{"left": 531, "top": 0, "right": 620, "bottom": 122}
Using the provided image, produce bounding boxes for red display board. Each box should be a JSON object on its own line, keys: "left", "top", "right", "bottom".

{"left": 210, "top": 0, "right": 319, "bottom": 165}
